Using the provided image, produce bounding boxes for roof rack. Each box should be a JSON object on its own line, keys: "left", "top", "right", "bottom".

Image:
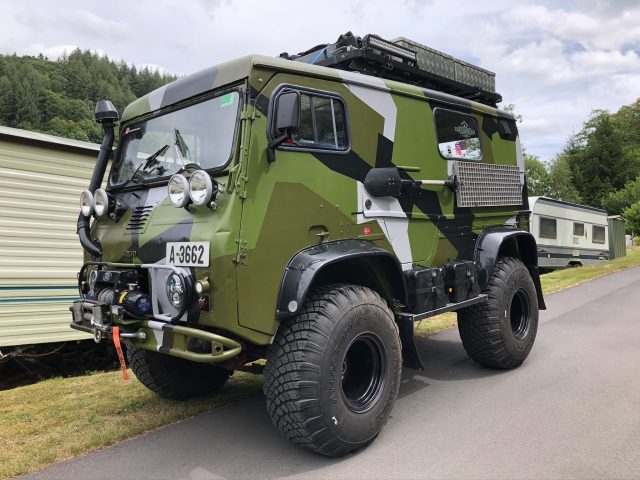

{"left": 280, "top": 32, "right": 502, "bottom": 107}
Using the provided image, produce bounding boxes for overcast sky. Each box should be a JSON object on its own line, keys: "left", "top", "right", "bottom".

{"left": 1, "top": 0, "right": 638, "bottom": 160}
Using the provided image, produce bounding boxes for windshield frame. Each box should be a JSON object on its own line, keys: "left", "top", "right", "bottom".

{"left": 108, "top": 85, "right": 244, "bottom": 191}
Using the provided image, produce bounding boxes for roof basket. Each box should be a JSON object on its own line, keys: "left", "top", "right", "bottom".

{"left": 280, "top": 31, "right": 502, "bottom": 107}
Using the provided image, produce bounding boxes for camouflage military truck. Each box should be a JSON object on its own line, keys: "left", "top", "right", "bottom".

{"left": 71, "top": 32, "right": 546, "bottom": 457}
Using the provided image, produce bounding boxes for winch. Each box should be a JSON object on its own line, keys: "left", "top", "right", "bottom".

{"left": 84, "top": 268, "right": 152, "bottom": 318}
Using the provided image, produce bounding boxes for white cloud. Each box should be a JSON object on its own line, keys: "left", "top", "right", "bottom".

{"left": 506, "top": 4, "right": 640, "bottom": 50}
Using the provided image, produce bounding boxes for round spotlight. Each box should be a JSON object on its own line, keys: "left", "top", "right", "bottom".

{"left": 94, "top": 188, "right": 110, "bottom": 217}
{"left": 168, "top": 174, "right": 190, "bottom": 208}
{"left": 80, "top": 190, "right": 94, "bottom": 217}
{"left": 166, "top": 273, "right": 186, "bottom": 308}
{"left": 188, "top": 170, "right": 214, "bottom": 206}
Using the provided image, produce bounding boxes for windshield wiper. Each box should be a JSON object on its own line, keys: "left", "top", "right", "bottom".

{"left": 143, "top": 144, "right": 170, "bottom": 170}
{"left": 118, "top": 144, "right": 169, "bottom": 189}
{"left": 174, "top": 129, "right": 190, "bottom": 164}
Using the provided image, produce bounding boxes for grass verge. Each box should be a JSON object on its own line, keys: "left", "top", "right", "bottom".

{"left": 0, "top": 371, "right": 262, "bottom": 479}
{"left": 540, "top": 245, "right": 640, "bottom": 294}
{"left": 2, "top": 246, "right": 639, "bottom": 478}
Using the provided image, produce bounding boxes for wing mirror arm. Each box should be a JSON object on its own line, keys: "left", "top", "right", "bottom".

{"left": 267, "top": 133, "right": 290, "bottom": 163}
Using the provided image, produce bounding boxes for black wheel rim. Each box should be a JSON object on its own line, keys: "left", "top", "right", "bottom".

{"left": 510, "top": 289, "right": 531, "bottom": 340}
{"left": 341, "top": 333, "right": 386, "bottom": 413}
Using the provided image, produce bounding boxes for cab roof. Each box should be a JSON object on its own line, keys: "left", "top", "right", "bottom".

{"left": 121, "top": 54, "right": 512, "bottom": 124}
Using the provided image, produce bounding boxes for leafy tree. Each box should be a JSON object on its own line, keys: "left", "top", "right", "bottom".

{"left": 0, "top": 50, "right": 176, "bottom": 143}
{"left": 548, "top": 154, "right": 582, "bottom": 203}
{"left": 564, "top": 109, "right": 640, "bottom": 208}
{"left": 524, "top": 155, "right": 553, "bottom": 197}
{"left": 623, "top": 202, "right": 640, "bottom": 235}
{"left": 602, "top": 176, "right": 640, "bottom": 215}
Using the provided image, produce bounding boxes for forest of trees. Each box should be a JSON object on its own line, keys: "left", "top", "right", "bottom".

{"left": 524, "top": 99, "right": 640, "bottom": 234}
{"left": 0, "top": 49, "right": 176, "bottom": 143}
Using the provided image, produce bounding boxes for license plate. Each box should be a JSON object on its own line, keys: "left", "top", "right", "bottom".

{"left": 166, "top": 242, "right": 210, "bottom": 267}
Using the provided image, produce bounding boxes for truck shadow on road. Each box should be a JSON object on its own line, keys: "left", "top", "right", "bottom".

{"left": 398, "top": 333, "right": 511, "bottom": 399}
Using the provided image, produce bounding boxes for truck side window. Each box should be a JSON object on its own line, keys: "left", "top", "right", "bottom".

{"left": 539, "top": 217, "right": 557, "bottom": 239}
{"left": 434, "top": 108, "right": 482, "bottom": 160}
{"left": 592, "top": 225, "right": 606, "bottom": 244}
{"left": 573, "top": 222, "right": 585, "bottom": 236}
{"left": 289, "top": 92, "right": 348, "bottom": 150}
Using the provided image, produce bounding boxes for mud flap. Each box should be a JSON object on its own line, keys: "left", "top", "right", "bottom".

{"left": 396, "top": 315, "right": 425, "bottom": 370}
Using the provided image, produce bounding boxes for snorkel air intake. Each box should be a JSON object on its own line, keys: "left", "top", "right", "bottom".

{"left": 77, "top": 100, "right": 118, "bottom": 258}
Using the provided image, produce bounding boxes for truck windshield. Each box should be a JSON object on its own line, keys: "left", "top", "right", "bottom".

{"left": 111, "top": 91, "right": 240, "bottom": 186}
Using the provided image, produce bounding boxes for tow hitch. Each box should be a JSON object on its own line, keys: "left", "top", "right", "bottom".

{"left": 70, "top": 300, "right": 146, "bottom": 343}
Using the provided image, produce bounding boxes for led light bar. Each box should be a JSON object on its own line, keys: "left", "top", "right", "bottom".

{"left": 363, "top": 34, "right": 417, "bottom": 63}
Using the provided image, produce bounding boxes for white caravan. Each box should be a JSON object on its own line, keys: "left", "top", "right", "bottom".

{"left": 529, "top": 196, "right": 609, "bottom": 271}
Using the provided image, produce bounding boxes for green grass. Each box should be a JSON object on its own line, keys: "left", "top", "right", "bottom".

{"left": 2, "top": 246, "right": 639, "bottom": 479}
{"left": 0, "top": 371, "right": 262, "bottom": 480}
{"left": 540, "top": 246, "right": 640, "bottom": 293}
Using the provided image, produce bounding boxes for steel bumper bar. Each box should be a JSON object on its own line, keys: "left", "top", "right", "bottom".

{"left": 70, "top": 299, "right": 242, "bottom": 363}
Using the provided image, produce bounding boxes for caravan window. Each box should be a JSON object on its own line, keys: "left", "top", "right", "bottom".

{"left": 593, "top": 225, "right": 606, "bottom": 244}
{"left": 573, "top": 222, "right": 585, "bottom": 236}
{"left": 539, "top": 217, "right": 557, "bottom": 239}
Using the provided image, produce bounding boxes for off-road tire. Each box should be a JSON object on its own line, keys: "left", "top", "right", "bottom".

{"left": 458, "top": 257, "right": 538, "bottom": 369}
{"left": 127, "top": 346, "right": 231, "bottom": 400}
{"left": 264, "top": 284, "right": 402, "bottom": 457}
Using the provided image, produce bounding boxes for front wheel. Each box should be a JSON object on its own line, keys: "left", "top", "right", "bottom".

{"left": 458, "top": 257, "right": 539, "bottom": 369}
{"left": 264, "top": 284, "right": 402, "bottom": 457}
{"left": 127, "top": 346, "right": 231, "bottom": 400}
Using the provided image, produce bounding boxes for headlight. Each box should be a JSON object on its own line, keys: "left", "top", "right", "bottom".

{"left": 166, "top": 273, "right": 185, "bottom": 308}
{"left": 94, "top": 188, "right": 110, "bottom": 217}
{"left": 80, "top": 190, "right": 94, "bottom": 217}
{"left": 188, "top": 170, "right": 214, "bottom": 206}
{"left": 168, "top": 174, "right": 190, "bottom": 208}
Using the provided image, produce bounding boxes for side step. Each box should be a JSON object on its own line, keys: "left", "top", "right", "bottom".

{"left": 396, "top": 294, "right": 487, "bottom": 370}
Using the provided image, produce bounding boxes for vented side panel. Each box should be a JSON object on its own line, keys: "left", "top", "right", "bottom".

{"left": 126, "top": 205, "right": 153, "bottom": 233}
{"left": 454, "top": 161, "right": 522, "bottom": 208}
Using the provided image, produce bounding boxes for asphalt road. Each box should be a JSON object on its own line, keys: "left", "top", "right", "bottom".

{"left": 25, "top": 267, "right": 640, "bottom": 480}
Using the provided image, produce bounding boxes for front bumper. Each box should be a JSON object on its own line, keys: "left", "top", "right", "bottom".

{"left": 70, "top": 299, "right": 242, "bottom": 363}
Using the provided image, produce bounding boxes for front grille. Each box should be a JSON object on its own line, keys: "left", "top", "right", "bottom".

{"left": 454, "top": 161, "right": 522, "bottom": 208}
{"left": 125, "top": 205, "right": 154, "bottom": 232}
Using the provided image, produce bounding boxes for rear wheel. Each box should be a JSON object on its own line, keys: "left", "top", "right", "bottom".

{"left": 127, "top": 346, "right": 231, "bottom": 400}
{"left": 264, "top": 284, "right": 402, "bottom": 457}
{"left": 457, "top": 257, "right": 538, "bottom": 369}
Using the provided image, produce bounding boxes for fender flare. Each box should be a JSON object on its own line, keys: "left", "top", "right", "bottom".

{"left": 474, "top": 227, "right": 546, "bottom": 310}
{"left": 276, "top": 239, "right": 407, "bottom": 319}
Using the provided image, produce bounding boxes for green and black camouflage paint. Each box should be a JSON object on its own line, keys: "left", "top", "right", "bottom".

{"left": 86, "top": 54, "right": 527, "bottom": 349}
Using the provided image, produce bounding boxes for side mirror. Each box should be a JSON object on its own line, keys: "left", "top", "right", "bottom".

{"left": 364, "top": 168, "right": 404, "bottom": 197}
{"left": 275, "top": 91, "right": 301, "bottom": 132}
{"left": 267, "top": 91, "right": 301, "bottom": 163}
{"left": 364, "top": 167, "right": 459, "bottom": 197}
